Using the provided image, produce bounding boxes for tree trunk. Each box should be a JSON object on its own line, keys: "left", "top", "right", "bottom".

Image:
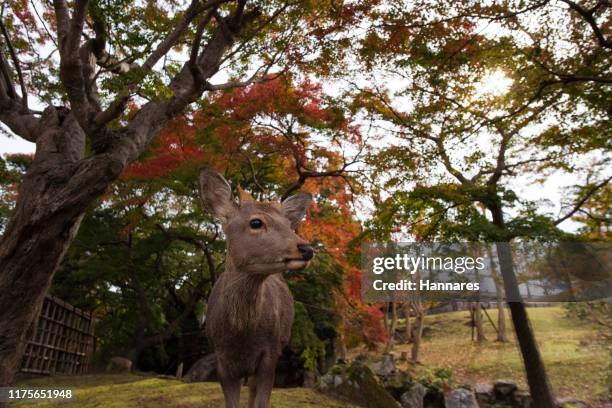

{"left": 0, "top": 110, "right": 123, "bottom": 387}
{"left": 0, "top": 3, "right": 245, "bottom": 389}
{"left": 384, "top": 301, "right": 398, "bottom": 353}
{"left": 488, "top": 245, "right": 509, "bottom": 342}
{"left": 383, "top": 302, "right": 389, "bottom": 330}
{"left": 474, "top": 301, "right": 487, "bottom": 343}
{"left": 410, "top": 300, "right": 424, "bottom": 363}
{"left": 494, "top": 278, "right": 508, "bottom": 343}
{"left": 489, "top": 204, "right": 555, "bottom": 408}
{"left": 402, "top": 302, "right": 412, "bottom": 343}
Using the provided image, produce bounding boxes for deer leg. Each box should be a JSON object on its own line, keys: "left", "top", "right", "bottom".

{"left": 253, "top": 355, "right": 277, "bottom": 408}
{"left": 247, "top": 375, "right": 257, "bottom": 408}
{"left": 218, "top": 371, "right": 241, "bottom": 408}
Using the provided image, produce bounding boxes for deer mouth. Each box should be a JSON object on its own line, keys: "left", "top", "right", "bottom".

{"left": 284, "top": 258, "right": 309, "bottom": 270}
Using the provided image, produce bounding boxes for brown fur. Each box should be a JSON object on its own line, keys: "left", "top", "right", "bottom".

{"left": 198, "top": 169, "right": 312, "bottom": 408}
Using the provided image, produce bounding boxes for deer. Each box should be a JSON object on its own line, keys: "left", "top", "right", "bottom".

{"left": 198, "top": 168, "right": 314, "bottom": 408}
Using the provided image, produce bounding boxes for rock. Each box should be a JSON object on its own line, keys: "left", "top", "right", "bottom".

{"left": 493, "top": 379, "right": 518, "bottom": 402}
{"left": 444, "top": 388, "right": 478, "bottom": 408}
{"left": 372, "top": 353, "right": 397, "bottom": 377}
{"left": 106, "top": 356, "right": 132, "bottom": 373}
{"left": 354, "top": 353, "right": 369, "bottom": 363}
{"left": 400, "top": 383, "right": 426, "bottom": 408}
{"left": 556, "top": 397, "right": 590, "bottom": 408}
{"left": 514, "top": 390, "right": 533, "bottom": 408}
{"left": 303, "top": 370, "right": 318, "bottom": 388}
{"left": 474, "top": 383, "right": 494, "bottom": 406}
{"left": 318, "top": 360, "right": 401, "bottom": 408}
{"left": 185, "top": 354, "right": 217, "bottom": 382}
{"left": 381, "top": 370, "right": 413, "bottom": 400}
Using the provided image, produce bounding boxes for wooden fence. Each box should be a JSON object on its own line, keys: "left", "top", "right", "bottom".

{"left": 20, "top": 295, "right": 95, "bottom": 375}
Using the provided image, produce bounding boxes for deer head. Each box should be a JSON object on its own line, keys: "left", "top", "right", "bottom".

{"left": 198, "top": 168, "right": 314, "bottom": 274}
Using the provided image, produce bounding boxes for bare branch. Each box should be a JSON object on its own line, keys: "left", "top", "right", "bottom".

{"left": 204, "top": 69, "right": 283, "bottom": 91}
{"left": 554, "top": 176, "right": 612, "bottom": 225}
{"left": 0, "top": 107, "right": 40, "bottom": 142}
{"left": 52, "top": 0, "right": 70, "bottom": 45}
{"left": 560, "top": 0, "right": 611, "bottom": 50}
{"left": 53, "top": 0, "right": 92, "bottom": 130}
{"left": 30, "top": 0, "right": 58, "bottom": 46}
{"left": 142, "top": 0, "right": 227, "bottom": 72}
{"left": 0, "top": 43, "right": 16, "bottom": 100}
{"left": 0, "top": 17, "right": 28, "bottom": 110}
{"left": 95, "top": 0, "right": 227, "bottom": 127}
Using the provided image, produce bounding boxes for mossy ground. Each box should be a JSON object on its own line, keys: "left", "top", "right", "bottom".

{"left": 11, "top": 374, "right": 358, "bottom": 407}
{"left": 352, "top": 305, "right": 611, "bottom": 406}
{"left": 9, "top": 306, "right": 610, "bottom": 407}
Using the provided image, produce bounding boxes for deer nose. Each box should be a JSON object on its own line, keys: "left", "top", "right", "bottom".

{"left": 298, "top": 244, "right": 314, "bottom": 261}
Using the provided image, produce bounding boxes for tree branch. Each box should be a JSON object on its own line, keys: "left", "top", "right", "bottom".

{"left": 0, "top": 17, "right": 28, "bottom": 110}
{"left": 554, "top": 176, "right": 612, "bottom": 225}
{"left": 94, "top": 0, "right": 228, "bottom": 128}
{"left": 560, "top": 0, "right": 611, "bottom": 50}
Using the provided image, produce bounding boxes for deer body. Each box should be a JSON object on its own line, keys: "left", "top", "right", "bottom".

{"left": 206, "top": 271, "right": 293, "bottom": 380}
{"left": 199, "top": 169, "right": 313, "bottom": 408}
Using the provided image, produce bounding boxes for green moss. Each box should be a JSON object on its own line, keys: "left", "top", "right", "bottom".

{"left": 11, "top": 374, "right": 358, "bottom": 408}
{"left": 319, "top": 362, "right": 400, "bottom": 408}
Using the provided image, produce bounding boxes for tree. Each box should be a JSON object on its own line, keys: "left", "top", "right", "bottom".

{"left": 0, "top": 0, "right": 371, "bottom": 386}
{"left": 41, "top": 73, "right": 366, "bottom": 375}
{"left": 353, "top": 1, "right": 610, "bottom": 405}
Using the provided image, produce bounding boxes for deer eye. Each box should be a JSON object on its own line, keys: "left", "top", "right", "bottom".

{"left": 249, "top": 218, "right": 264, "bottom": 229}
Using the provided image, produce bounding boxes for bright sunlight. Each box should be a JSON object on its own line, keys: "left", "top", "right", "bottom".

{"left": 476, "top": 69, "right": 513, "bottom": 96}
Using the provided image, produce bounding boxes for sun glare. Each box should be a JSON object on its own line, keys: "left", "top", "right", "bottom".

{"left": 476, "top": 70, "right": 513, "bottom": 96}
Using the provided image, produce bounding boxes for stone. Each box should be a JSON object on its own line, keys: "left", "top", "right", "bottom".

{"left": 185, "top": 354, "right": 217, "bottom": 382}
{"left": 318, "top": 360, "right": 401, "bottom": 408}
{"left": 381, "top": 370, "right": 413, "bottom": 400}
{"left": 514, "top": 390, "right": 533, "bottom": 408}
{"left": 444, "top": 388, "right": 478, "bottom": 408}
{"left": 556, "top": 397, "right": 590, "bottom": 408}
{"left": 303, "top": 369, "right": 318, "bottom": 388}
{"left": 106, "top": 356, "right": 132, "bottom": 373}
{"left": 372, "top": 353, "right": 397, "bottom": 377}
{"left": 400, "top": 383, "right": 426, "bottom": 408}
{"left": 474, "top": 382, "right": 494, "bottom": 406}
{"left": 493, "top": 379, "right": 518, "bottom": 401}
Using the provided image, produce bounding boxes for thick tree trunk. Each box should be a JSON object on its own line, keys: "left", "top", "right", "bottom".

{"left": 489, "top": 204, "right": 555, "bottom": 408}
{"left": 0, "top": 2, "right": 245, "bottom": 390}
{"left": 0, "top": 109, "right": 124, "bottom": 387}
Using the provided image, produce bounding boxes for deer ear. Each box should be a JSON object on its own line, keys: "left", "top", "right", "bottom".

{"left": 281, "top": 192, "right": 312, "bottom": 229}
{"left": 198, "top": 168, "right": 236, "bottom": 221}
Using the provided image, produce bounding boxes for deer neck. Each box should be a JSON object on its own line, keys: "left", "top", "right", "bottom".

{"left": 222, "top": 257, "right": 268, "bottom": 330}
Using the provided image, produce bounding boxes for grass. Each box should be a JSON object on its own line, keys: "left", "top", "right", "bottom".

{"left": 352, "top": 305, "right": 611, "bottom": 406}
{"left": 10, "top": 374, "right": 358, "bottom": 407}
{"left": 9, "top": 306, "right": 610, "bottom": 407}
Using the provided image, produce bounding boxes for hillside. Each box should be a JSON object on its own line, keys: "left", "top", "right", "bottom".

{"left": 353, "top": 305, "right": 611, "bottom": 406}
